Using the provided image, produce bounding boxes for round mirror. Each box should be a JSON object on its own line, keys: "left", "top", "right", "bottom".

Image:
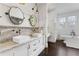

{"left": 8, "top": 7, "right": 24, "bottom": 25}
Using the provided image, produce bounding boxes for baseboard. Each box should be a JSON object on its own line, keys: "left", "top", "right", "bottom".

{"left": 48, "top": 40, "right": 56, "bottom": 43}
{"left": 48, "top": 42, "right": 56, "bottom": 44}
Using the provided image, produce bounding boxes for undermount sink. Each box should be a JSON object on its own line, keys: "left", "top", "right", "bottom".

{"left": 12, "top": 35, "right": 31, "bottom": 44}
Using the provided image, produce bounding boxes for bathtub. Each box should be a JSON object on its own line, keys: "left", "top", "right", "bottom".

{"left": 60, "top": 35, "right": 79, "bottom": 49}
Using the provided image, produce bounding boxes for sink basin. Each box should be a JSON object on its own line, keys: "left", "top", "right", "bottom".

{"left": 12, "top": 35, "right": 31, "bottom": 44}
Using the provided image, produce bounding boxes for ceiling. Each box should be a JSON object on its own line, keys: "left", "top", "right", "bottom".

{"left": 48, "top": 3, "right": 79, "bottom": 14}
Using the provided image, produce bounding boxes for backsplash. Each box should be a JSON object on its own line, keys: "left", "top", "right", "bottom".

{"left": 0, "top": 26, "right": 32, "bottom": 42}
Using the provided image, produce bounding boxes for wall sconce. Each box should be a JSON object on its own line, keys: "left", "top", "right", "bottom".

{"left": 32, "top": 3, "right": 39, "bottom": 13}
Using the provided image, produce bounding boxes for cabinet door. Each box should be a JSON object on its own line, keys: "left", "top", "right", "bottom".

{"left": 0, "top": 49, "right": 13, "bottom": 56}
{"left": 39, "top": 37, "right": 44, "bottom": 47}
{"left": 13, "top": 44, "right": 28, "bottom": 56}
{"left": 30, "top": 39, "right": 39, "bottom": 49}
{"left": 28, "top": 37, "right": 45, "bottom": 56}
{"left": 38, "top": 37, "right": 45, "bottom": 55}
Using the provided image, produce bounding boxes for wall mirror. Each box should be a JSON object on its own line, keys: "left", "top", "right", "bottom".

{"left": 29, "top": 15, "right": 37, "bottom": 26}
{"left": 8, "top": 7, "right": 25, "bottom": 25}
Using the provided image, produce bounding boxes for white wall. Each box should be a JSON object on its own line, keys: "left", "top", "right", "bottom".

{"left": 57, "top": 10, "right": 79, "bottom": 36}
{"left": 0, "top": 3, "right": 46, "bottom": 28}
{"left": 48, "top": 3, "right": 79, "bottom": 42}
{"left": 48, "top": 8, "right": 57, "bottom": 42}
{"left": 38, "top": 4, "right": 48, "bottom": 47}
{"left": 0, "top": 3, "right": 51, "bottom": 48}
{"left": 0, "top": 3, "right": 35, "bottom": 27}
{"left": 37, "top": 4, "right": 46, "bottom": 27}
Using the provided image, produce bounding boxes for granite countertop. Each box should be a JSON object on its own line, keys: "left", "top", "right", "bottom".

{"left": 0, "top": 36, "right": 42, "bottom": 53}
{"left": 0, "top": 40, "right": 19, "bottom": 53}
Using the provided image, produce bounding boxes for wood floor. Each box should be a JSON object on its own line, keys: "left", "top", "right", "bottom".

{"left": 41, "top": 40, "right": 79, "bottom": 56}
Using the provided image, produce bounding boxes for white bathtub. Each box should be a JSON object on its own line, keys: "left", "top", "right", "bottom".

{"left": 60, "top": 35, "right": 79, "bottom": 49}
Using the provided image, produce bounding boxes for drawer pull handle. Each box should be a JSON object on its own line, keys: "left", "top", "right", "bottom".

{"left": 33, "top": 49, "right": 36, "bottom": 51}
{"left": 28, "top": 45, "right": 30, "bottom": 49}
{"left": 39, "top": 40, "right": 40, "bottom": 43}
{"left": 13, "top": 52, "right": 15, "bottom": 56}
{"left": 33, "top": 44, "right": 36, "bottom": 46}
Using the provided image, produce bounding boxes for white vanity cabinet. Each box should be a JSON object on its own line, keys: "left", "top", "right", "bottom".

{"left": 0, "top": 35, "right": 45, "bottom": 56}
{"left": 0, "top": 44, "right": 28, "bottom": 56}
{"left": 12, "top": 44, "right": 28, "bottom": 56}
{"left": 0, "top": 49, "right": 13, "bottom": 56}
{"left": 28, "top": 36, "right": 45, "bottom": 56}
{"left": 28, "top": 39, "right": 40, "bottom": 56}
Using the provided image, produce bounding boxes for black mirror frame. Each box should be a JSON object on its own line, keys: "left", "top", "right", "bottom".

{"left": 8, "top": 7, "right": 25, "bottom": 25}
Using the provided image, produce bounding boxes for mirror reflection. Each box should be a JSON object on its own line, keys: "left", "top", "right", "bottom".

{"left": 9, "top": 7, "right": 24, "bottom": 25}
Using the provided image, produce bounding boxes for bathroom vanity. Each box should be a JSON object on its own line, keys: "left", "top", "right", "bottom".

{"left": 0, "top": 3, "right": 47, "bottom": 56}
{"left": 0, "top": 34, "right": 45, "bottom": 56}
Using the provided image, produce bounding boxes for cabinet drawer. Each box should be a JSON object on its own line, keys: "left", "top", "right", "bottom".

{"left": 28, "top": 40, "right": 39, "bottom": 56}
{"left": 29, "top": 46, "right": 44, "bottom": 56}
{"left": 30, "top": 39, "right": 40, "bottom": 48}
{"left": 39, "top": 38, "right": 43, "bottom": 45}
{"left": 28, "top": 36, "right": 44, "bottom": 56}
{"left": 29, "top": 47, "right": 38, "bottom": 56}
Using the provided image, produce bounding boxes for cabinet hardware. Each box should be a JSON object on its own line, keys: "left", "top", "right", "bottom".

{"left": 39, "top": 40, "right": 40, "bottom": 43}
{"left": 28, "top": 44, "right": 30, "bottom": 49}
{"left": 33, "top": 49, "right": 36, "bottom": 52}
{"left": 0, "top": 16, "right": 2, "bottom": 18}
{"left": 33, "top": 43, "right": 36, "bottom": 46}
{"left": 13, "top": 52, "right": 15, "bottom": 56}
{"left": 5, "top": 12, "right": 9, "bottom": 15}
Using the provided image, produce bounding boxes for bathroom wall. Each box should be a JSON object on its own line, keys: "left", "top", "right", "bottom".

{"left": 37, "top": 4, "right": 48, "bottom": 47}
{"left": 0, "top": 26, "right": 33, "bottom": 41}
{"left": 0, "top": 3, "right": 35, "bottom": 27}
{"left": 48, "top": 4, "right": 79, "bottom": 42}
{"left": 0, "top": 3, "right": 47, "bottom": 42}
{"left": 48, "top": 5, "right": 57, "bottom": 42}
{"left": 0, "top": 3, "right": 34, "bottom": 41}
{"left": 57, "top": 10, "right": 79, "bottom": 36}
{"left": 37, "top": 3, "right": 46, "bottom": 27}
{"left": 0, "top": 3, "right": 46, "bottom": 27}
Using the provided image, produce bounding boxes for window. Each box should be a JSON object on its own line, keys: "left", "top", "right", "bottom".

{"left": 58, "top": 17, "right": 66, "bottom": 26}
{"left": 56, "top": 15, "right": 77, "bottom": 36}
{"left": 67, "top": 16, "right": 77, "bottom": 26}
{"left": 56, "top": 17, "right": 66, "bottom": 35}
